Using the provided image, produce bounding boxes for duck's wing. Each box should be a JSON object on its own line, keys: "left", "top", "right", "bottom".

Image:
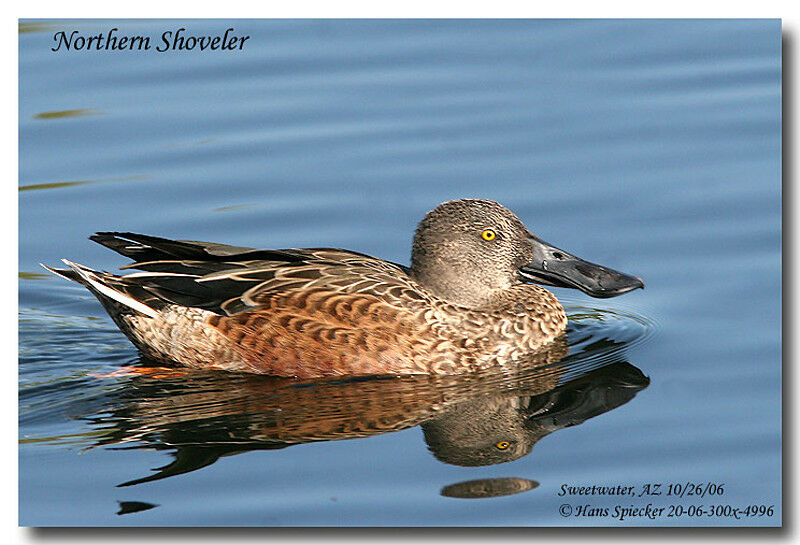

{"left": 86, "top": 232, "right": 422, "bottom": 316}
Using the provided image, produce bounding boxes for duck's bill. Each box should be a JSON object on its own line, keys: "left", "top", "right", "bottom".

{"left": 518, "top": 237, "right": 644, "bottom": 298}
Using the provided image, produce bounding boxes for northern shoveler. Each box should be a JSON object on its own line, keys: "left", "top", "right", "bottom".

{"left": 43, "top": 199, "right": 643, "bottom": 377}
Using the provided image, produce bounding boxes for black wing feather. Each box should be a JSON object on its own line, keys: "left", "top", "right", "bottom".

{"left": 85, "top": 232, "right": 414, "bottom": 316}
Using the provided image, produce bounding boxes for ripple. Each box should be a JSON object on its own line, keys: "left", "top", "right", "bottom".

{"left": 557, "top": 305, "right": 655, "bottom": 384}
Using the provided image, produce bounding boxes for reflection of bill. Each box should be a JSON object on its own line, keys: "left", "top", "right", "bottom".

{"left": 84, "top": 334, "right": 647, "bottom": 488}
{"left": 424, "top": 359, "right": 649, "bottom": 467}
{"left": 433, "top": 359, "right": 649, "bottom": 500}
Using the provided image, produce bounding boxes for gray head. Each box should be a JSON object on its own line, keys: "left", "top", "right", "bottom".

{"left": 411, "top": 200, "right": 534, "bottom": 308}
{"left": 410, "top": 199, "right": 644, "bottom": 309}
{"left": 421, "top": 396, "right": 544, "bottom": 466}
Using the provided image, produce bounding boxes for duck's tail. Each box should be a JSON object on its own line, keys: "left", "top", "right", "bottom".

{"left": 41, "top": 260, "right": 160, "bottom": 318}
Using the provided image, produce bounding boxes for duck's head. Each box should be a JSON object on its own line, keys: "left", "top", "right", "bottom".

{"left": 410, "top": 199, "right": 644, "bottom": 308}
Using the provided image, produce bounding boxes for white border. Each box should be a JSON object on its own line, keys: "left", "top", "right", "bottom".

{"left": 9, "top": 3, "right": 794, "bottom": 543}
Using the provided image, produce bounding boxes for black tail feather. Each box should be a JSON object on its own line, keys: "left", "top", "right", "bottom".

{"left": 40, "top": 263, "right": 81, "bottom": 282}
{"left": 90, "top": 232, "right": 213, "bottom": 262}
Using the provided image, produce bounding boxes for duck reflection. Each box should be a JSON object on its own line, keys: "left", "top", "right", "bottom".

{"left": 440, "top": 477, "right": 540, "bottom": 499}
{"left": 87, "top": 334, "right": 648, "bottom": 488}
{"left": 422, "top": 359, "right": 648, "bottom": 467}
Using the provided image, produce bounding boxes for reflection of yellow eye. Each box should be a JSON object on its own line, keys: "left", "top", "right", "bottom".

{"left": 481, "top": 229, "right": 497, "bottom": 241}
{"left": 495, "top": 441, "right": 510, "bottom": 450}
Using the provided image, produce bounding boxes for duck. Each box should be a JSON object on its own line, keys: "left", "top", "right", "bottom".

{"left": 43, "top": 199, "right": 643, "bottom": 378}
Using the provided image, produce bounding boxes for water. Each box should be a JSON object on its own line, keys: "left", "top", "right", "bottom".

{"left": 19, "top": 19, "right": 781, "bottom": 526}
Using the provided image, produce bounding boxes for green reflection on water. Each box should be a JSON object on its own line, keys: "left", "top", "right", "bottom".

{"left": 19, "top": 174, "right": 149, "bottom": 193}
{"left": 33, "top": 108, "right": 99, "bottom": 120}
{"left": 19, "top": 21, "right": 54, "bottom": 34}
{"left": 213, "top": 203, "right": 256, "bottom": 213}
{"left": 19, "top": 272, "right": 49, "bottom": 280}
{"left": 19, "top": 180, "right": 91, "bottom": 192}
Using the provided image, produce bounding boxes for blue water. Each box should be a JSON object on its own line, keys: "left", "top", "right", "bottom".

{"left": 19, "top": 19, "right": 781, "bottom": 526}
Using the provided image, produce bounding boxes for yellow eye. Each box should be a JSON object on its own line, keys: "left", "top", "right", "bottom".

{"left": 495, "top": 441, "right": 510, "bottom": 450}
{"left": 481, "top": 229, "right": 497, "bottom": 241}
